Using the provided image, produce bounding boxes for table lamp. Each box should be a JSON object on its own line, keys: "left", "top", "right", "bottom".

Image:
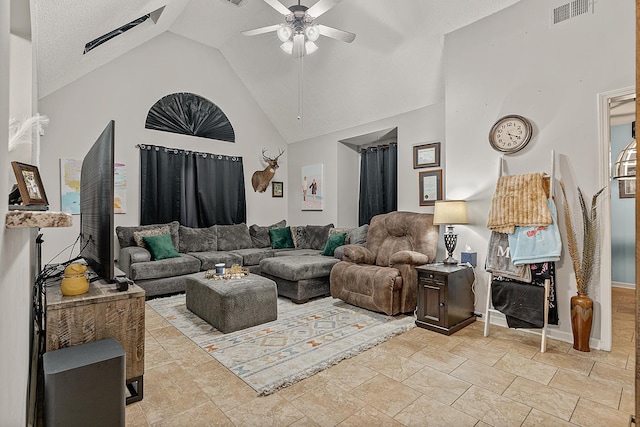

{"left": 433, "top": 200, "right": 468, "bottom": 264}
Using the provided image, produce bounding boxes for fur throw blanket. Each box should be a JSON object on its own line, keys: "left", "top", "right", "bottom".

{"left": 487, "top": 173, "right": 552, "bottom": 234}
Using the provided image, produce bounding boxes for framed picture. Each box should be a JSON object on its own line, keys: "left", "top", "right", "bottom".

{"left": 619, "top": 179, "right": 636, "bottom": 199}
{"left": 272, "top": 181, "right": 283, "bottom": 198}
{"left": 301, "top": 164, "right": 324, "bottom": 211}
{"left": 11, "top": 161, "right": 49, "bottom": 206}
{"left": 413, "top": 142, "right": 441, "bottom": 169}
{"left": 419, "top": 169, "right": 443, "bottom": 206}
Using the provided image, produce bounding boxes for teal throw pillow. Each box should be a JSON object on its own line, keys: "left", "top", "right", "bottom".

{"left": 143, "top": 233, "right": 180, "bottom": 260}
{"left": 321, "top": 232, "right": 346, "bottom": 256}
{"left": 269, "top": 226, "right": 294, "bottom": 249}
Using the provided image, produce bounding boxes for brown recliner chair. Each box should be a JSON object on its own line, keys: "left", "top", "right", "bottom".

{"left": 330, "top": 211, "right": 439, "bottom": 315}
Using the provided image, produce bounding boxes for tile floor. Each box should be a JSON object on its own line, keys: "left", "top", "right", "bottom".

{"left": 126, "top": 288, "right": 636, "bottom": 426}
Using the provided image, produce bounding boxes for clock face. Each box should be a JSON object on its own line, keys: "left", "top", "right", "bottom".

{"left": 489, "top": 115, "right": 533, "bottom": 153}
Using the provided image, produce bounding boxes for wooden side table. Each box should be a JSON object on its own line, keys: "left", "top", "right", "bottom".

{"left": 45, "top": 277, "right": 145, "bottom": 404}
{"left": 415, "top": 264, "right": 475, "bottom": 335}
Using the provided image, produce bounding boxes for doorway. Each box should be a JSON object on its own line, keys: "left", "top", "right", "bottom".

{"left": 597, "top": 86, "right": 636, "bottom": 351}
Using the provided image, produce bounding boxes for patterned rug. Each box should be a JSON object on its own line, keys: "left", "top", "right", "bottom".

{"left": 147, "top": 294, "right": 415, "bottom": 395}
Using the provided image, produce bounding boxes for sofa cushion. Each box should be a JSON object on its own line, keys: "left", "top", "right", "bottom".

{"left": 270, "top": 227, "right": 295, "bottom": 249}
{"left": 143, "top": 234, "right": 180, "bottom": 260}
{"left": 179, "top": 225, "right": 217, "bottom": 253}
{"left": 229, "top": 248, "right": 277, "bottom": 266}
{"left": 321, "top": 232, "right": 346, "bottom": 256}
{"left": 129, "top": 254, "right": 201, "bottom": 281}
{"left": 293, "top": 224, "right": 334, "bottom": 250}
{"left": 348, "top": 224, "right": 369, "bottom": 245}
{"left": 116, "top": 221, "right": 179, "bottom": 249}
{"left": 249, "top": 220, "right": 286, "bottom": 248}
{"left": 134, "top": 225, "right": 170, "bottom": 248}
{"left": 217, "top": 224, "right": 253, "bottom": 251}
{"left": 329, "top": 227, "right": 351, "bottom": 244}
{"left": 260, "top": 255, "right": 340, "bottom": 282}
{"left": 274, "top": 248, "right": 321, "bottom": 256}
{"left": 187, "top": 251, "right": 244, "bottom": 270}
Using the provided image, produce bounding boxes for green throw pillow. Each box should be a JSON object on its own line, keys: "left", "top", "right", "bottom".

{"left": 321, "top": 232, "right": 346, "bottom": 256}
{"left": 143, "top": 233, "right": 180, "bottom": 260}
{"left": 269, "top": 226, "right": 294, "bottom": 249}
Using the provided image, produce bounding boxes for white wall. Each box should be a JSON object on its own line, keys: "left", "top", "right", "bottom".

{"left": 38, "top": 32, "right": 288, "bottom": 263}
{"left": 1, "top": 11, "right": 34, "bottom": 427}
{"left": 288, "top": 103, "right": 445, "bottom": 233}
{"left": 444, "top": 0, "right": 634, "bottom": 348}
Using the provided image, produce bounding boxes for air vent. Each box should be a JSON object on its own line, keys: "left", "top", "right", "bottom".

{"left": 83, "top": 6, "right": 165, "bottom": 54}
{"left": 552, "top": 0, "right": 591, "bottom": 25}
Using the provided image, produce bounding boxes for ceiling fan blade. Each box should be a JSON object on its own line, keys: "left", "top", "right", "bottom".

{"left": 307, "top": 0, "right": 343, "bottom": 18}
{"left": 318, "top": 24, "right": 356, "bottom": 43}
{"left": 241, "top": 24, "right": 281, "bottom": 37}
{"left": 292, "top": 34, "right": 305, "bottom": 58}
{"left": 263, "top": 0, "right": 291, "bottom": 16}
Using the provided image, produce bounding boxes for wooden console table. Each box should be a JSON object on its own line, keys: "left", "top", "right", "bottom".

{"left": 45, "top": 277, "right": 145, "bottom": 404}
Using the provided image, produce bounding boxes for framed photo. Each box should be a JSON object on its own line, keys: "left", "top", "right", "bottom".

{"left": 272, "top": 181, "right": 283, "bottom": 198}
{"left": 419, "top": 169, "right": 443, "bottom": 206}
{"left": 619, "top": 179, "right": 636, "bottom": 199}
{"left": 11, "top": 161, "right": 49, "bottom": 206}
{"left": 413, "top": 142, "right": 441, "bottom": 169}
{"left": 301, "top": 164, "right": 324, "bottom": 211}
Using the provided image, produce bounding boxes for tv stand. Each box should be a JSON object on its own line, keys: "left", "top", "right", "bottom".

{"left": 45, "top": 274, "right": 145, "bottom": 404}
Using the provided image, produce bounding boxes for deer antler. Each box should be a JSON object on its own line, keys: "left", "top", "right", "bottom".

{"left": 274, "top": 148, "right": 285, "bottom": 159}
{"left": 261, "top": 148, "right": 269, "bottom": 161}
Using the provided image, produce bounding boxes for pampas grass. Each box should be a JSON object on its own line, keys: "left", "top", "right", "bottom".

{"left": 560, "top": 181, "right": 605, "bottom": 295}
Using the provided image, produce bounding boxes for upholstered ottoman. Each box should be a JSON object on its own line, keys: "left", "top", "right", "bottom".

{"left": 185, "top": 272, "right": 277, "bottom": 333}
{"left": 259, "top": 255, "right": 340, "bottom": 303}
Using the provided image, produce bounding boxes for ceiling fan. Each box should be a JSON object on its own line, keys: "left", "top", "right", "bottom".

{"left": 241, "top": 0, "right": 356, "bottom": 57}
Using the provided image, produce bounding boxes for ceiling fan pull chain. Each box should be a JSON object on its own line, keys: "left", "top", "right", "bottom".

{"left": 298, "top": 54, "right": 304, "bottom": 127}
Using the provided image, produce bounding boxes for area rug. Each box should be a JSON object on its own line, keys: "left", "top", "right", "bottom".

{"left": 147, "top": 294, "right": 415, "bottom": 395}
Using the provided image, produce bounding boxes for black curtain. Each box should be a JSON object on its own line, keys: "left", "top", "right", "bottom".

{"left": 358, "top": 143, "right": 397, "bottom": 226}
{"left": 139, "top": 144, "right": 246, "bottom": 227}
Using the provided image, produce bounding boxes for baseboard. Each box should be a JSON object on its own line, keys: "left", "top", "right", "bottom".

{"left": 478, "top": 312, "right": 605, "bottom": 350}
{"left": 612, "top": 281, "right": 635, "bottom": 289}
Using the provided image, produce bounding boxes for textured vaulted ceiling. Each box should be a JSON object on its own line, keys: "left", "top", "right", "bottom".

{"left": 34, "top": 0, "right": 520, "bottom": 144}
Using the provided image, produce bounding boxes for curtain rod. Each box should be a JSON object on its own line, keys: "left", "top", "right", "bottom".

{"left": 135, "top": 143, "right": 242, "bottom": 161}
{"left": 359, "top": 141, "right": 397, "bottom": 152}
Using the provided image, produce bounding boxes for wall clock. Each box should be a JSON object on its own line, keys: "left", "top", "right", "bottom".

{"left": 488, "top": 115, "right": 533, "bottom": 154}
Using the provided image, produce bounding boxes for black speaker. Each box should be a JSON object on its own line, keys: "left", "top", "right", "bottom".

{"left": 43, "top": 338, "right": 125, "bottom": 427}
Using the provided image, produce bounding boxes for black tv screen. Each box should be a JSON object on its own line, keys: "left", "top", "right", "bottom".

{"left": 80, "top": 121, "right": 115, "bottom": 282}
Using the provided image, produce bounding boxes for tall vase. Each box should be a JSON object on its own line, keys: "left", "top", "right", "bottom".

{"left": 570, "top": 293, "right": 593, "bottom": 352}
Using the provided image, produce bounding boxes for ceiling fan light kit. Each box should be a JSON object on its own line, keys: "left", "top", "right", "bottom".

{"left": 242, "top": 0, "right": 355, "bottom": 57}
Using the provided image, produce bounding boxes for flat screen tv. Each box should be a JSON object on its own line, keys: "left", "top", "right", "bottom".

{"left": 80, "top": 120, "right": 115, "bottom": 282}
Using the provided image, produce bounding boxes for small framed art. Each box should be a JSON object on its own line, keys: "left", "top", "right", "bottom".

{"left": 272, "top": 181, "right": 283, "bottom": 198}
{"left": 11, "top": 161, "right": 49, "bottom": 206}
{"left": 419, "top": 169, "right": 442, "bottom": 206}
{"left": 619, "top": 179, "right": 636, "bottom": 199}
{"left": 413, "top": 142, "right": 441, "bottom": 169}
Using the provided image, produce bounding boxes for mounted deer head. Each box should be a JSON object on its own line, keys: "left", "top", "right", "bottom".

{"left": 251, "top": 148, "right": 285, "bottom": 192}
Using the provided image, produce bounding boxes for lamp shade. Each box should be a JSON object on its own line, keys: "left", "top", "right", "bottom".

{"left": 612, "top": 139, "right": 636, "bottom": 180}
{"left": 433, "top": 200, "right": 468, "bottom": 225}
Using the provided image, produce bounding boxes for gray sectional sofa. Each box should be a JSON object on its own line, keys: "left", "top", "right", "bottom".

{"left": 116, "top": 220, "right": 368, "bottom": 300}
